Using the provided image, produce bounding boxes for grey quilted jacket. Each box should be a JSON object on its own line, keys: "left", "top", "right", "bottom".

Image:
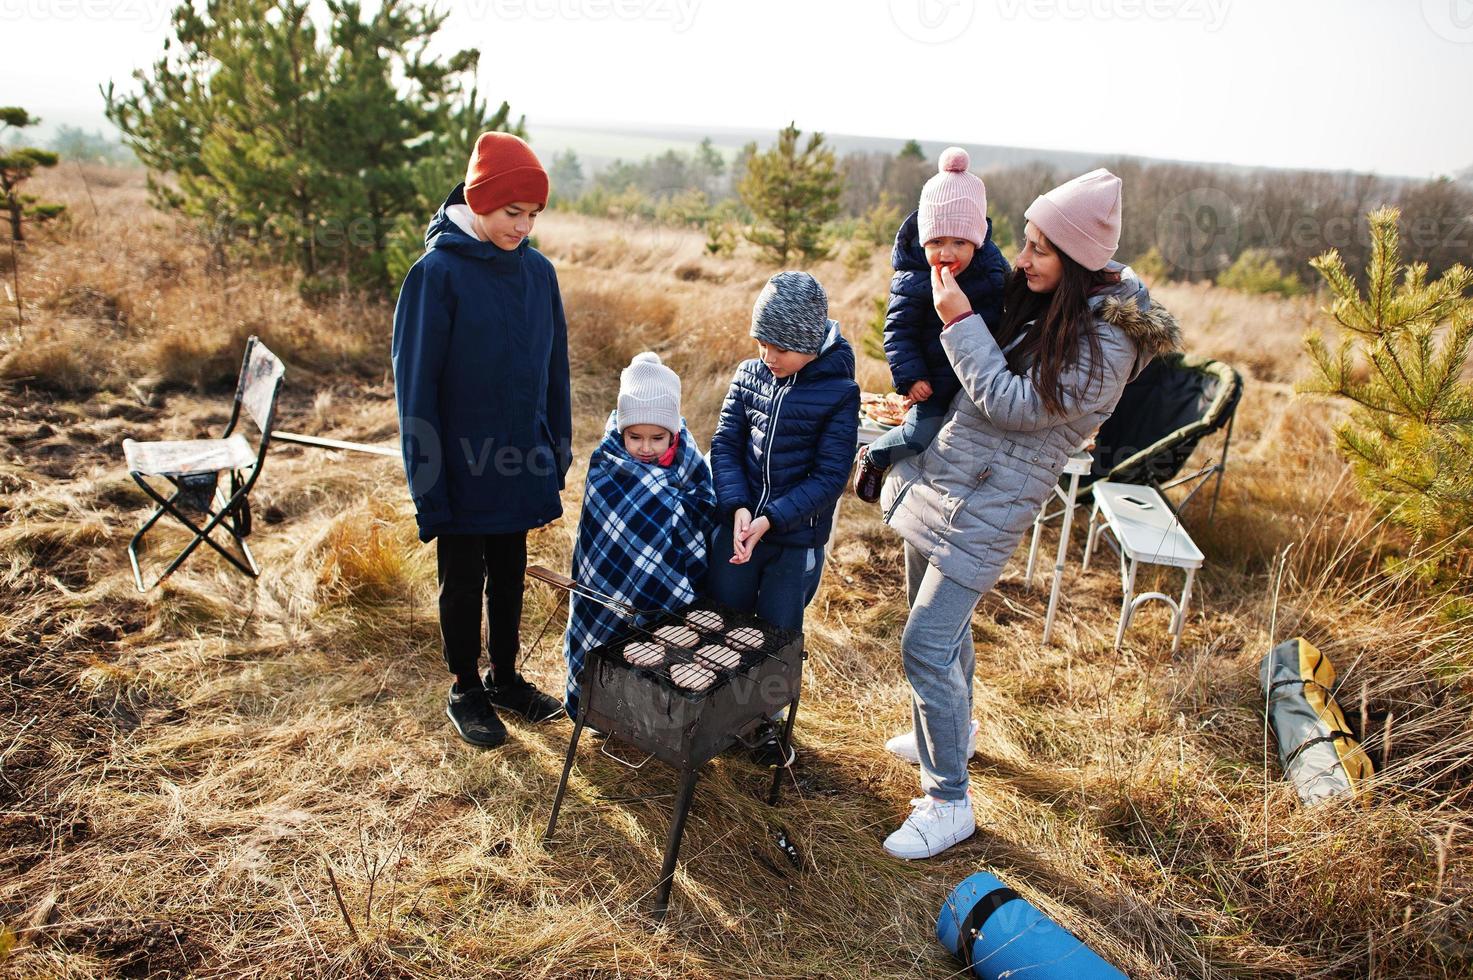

{"left": 880, "top": 269, "right": 1182, "bottom": 593}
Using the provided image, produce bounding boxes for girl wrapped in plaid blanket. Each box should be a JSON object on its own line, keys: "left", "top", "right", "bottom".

{"left": 562, "top": 353, "right": 716, "bottom": 718}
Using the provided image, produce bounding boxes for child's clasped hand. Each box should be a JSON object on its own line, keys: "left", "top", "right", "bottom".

{"left": 729, "top": 507, "right": 771, "bottom": 564}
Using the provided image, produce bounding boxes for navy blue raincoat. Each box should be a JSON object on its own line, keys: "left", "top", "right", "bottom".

{"left": 392, "top": 184, "right": 572, "bottom": 542}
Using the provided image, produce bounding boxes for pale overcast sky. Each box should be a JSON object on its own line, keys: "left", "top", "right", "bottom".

{"left": 6, "top": 0, "right": 1472, "bottom": 177}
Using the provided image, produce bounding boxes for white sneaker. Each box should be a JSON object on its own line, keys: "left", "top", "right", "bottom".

{"left": 883, "top": 793, "right": 976, "bottom": 860}
{"left": 885, "top": 718, "right": 980, "bottom": 766}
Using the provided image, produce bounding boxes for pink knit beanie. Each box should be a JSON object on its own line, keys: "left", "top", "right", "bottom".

{"left": 918, "top": 147, "right": 987, "bottom": 247}
{"left": 1024, "top": 168, "right": 1123, "bottom": 271}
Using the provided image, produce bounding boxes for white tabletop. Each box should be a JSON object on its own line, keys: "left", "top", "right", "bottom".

{"left": 1092, "top": 481, "right": 1204, "bottom": 569}
{"left": 857, "top": 418, "right": 888, "bottom": 446}
{"left": 1063, "top": 447, "right": 1093, "bottom": 476}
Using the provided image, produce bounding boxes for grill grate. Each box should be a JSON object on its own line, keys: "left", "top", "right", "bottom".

{"left": 603, "top": 600, "right": 798, "bottom": 697}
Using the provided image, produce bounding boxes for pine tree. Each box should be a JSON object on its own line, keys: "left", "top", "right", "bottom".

{"left": 104, "top": 0, "right": 506, "bottom": 294}
{"left": 882, "top": 140, "right": 930, "bottom": 213}
{"left": 693, "top": 136, "right": 726, "bottom": 196}
{"left": 0, "top": 107, "right": 66, "bottom": 242}
{"left": 738, "top": 122, "right": 841, "bottom": 265}
{"left": 1300, "top": 207, "right": 1473, "bottom": 549}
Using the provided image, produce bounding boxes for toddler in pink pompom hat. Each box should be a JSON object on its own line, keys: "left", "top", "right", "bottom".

{"left": 853, "top": 146, "right": 1011, "bottom": 503}
{"left": 918, "top": 146, "right": 988, "bottom": 249}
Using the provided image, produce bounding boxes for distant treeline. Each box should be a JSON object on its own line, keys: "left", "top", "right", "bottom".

{"left": 554, "top": 138, "right": 1473, "bottom": 284}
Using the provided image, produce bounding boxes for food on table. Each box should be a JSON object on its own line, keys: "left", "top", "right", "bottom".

{"left": 861, "top": 391, "right": 908, "bottom": 428}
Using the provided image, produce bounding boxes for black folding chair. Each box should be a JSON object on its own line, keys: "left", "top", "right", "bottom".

{"left": 123, "top": 336, "right": 285, "bottom": 591}
{"left": 1080, "top": 353, "right": 1244, "bottom": 524}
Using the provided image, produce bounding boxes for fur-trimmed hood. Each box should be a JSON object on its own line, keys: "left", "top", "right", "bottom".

{"left": 1092, "top": 264, "right": 1183, "bottom": 380}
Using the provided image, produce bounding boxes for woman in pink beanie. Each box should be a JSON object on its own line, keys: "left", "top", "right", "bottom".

{"left": 875, "top": 168, "right": 1183, "bottom": 861}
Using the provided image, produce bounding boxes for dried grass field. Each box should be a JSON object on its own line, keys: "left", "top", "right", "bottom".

{"left": 1, "top": 166, "right": 1469, "bottom": 978}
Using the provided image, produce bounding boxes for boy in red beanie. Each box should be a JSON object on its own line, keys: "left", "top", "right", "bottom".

{"left": 392, "top": 132, "right": 571, "bottom": 749}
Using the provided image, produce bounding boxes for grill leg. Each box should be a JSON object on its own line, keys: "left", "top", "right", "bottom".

{"left": 545, "top": 671, "right": 592, "bottom": 842}
{"left": 768, "top": 690, "right": 801, "bottom": 806}
{"left": 652, "top": 767, "right": 700, "bottom": 922}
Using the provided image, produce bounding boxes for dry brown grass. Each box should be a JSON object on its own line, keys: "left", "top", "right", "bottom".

{"left": 0, "top": 167, "right": 1469, "bottom": 978}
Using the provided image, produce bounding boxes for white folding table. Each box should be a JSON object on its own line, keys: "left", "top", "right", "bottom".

{"left": 1024, "top": 447, "right": 1095, "bottom": 645}
{"left": 1082, "top": 481, "right": 1204, "bottom": 653}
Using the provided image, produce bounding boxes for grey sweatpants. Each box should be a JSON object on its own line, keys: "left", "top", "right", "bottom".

{"left": 902, "top": 543, "right": 982, "bottom": 801}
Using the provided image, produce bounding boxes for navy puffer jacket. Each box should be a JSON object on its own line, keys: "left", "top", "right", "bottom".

{"left": 392, "top": 183, "right": 572, "bottom": 542}
{"left": 709, "top": 324, "right": 861, "bottom": 549}
{"left": 884, "top": 210, "right": 1011, "bottom": 402}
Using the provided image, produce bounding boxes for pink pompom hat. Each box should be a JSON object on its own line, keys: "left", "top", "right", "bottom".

{"left": 918, "top": 146, "right": 988, "bottom": 247}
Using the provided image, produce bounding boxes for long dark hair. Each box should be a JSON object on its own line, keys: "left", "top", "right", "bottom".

{"left": 991, "top": 241, "right": 1120, "bottom": 417}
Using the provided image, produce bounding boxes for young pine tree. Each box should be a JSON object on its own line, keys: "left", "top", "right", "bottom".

{"left": 739, "top": 122, "right": 841, "bottom": 265}
{"left": 693, "top": 136, "right": 726, "bottom": 197}
{"left": 0, "top": 107, "right": 66, "bottom": 243}
{"left": 1300, "top": 207, "right": 1473, "bottom": 552}
{"left": 105, "top": 0, "right": 500, "bottom": 295}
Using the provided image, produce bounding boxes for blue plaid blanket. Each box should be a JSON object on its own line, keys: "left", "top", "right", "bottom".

{"left": 563, "top": 412, "right": 716, "bottom": 715}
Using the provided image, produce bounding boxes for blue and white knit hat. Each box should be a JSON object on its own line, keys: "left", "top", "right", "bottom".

{"left": 749, "top": 271, "right": 832, "bottom": 355}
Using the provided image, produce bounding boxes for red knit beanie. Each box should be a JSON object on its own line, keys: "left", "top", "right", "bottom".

{"left": 464, "top": 132, "right": 549, "bottom": 215}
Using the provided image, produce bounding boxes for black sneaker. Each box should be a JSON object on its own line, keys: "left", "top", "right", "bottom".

{"left": 853, "top": 446, "right": 886, "bottom": 504}
{"left": 485, "top": 671, "right": 566, "bottom": 724}
{"left": 446, "top": 686, "right": 508, "bottom": 748}
{"left": 748, "top": 719, "right": 796, "bottom": 769}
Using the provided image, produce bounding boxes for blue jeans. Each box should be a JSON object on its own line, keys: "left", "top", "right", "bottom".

{"left": 901, "top": 543, "right": 981, "bottom": 801}
{"left": 865, "top": 395, "right": 949, "bottom": 470}
{"left": 705, "top": 523, "right": 822, "bottom": 633}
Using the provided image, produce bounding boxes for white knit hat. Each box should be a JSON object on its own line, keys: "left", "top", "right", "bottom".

{"left": 617, "top": 352, "right": 681, "bottom": 435}
{"left": 918, "top": 147, "right": 987, "bottom": 247}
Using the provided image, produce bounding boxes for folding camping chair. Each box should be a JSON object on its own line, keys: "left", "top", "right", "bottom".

{"left": 123, "top": 336, "right": 285, "bottom": 591}
{"left": 1081, "top": 353, "right": 1243, "bottom": 524}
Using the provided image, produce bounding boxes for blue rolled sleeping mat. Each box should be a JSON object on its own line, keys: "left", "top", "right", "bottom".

{"left": 937, "top": 872, "right": 1126, "bottom": 979}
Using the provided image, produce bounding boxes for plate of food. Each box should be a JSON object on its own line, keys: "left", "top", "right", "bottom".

{"left": 860, "top": 391, "right": 907, "bottom": 429}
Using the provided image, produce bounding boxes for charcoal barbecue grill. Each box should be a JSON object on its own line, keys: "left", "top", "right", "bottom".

{"left": 530, "top": 566, "right": 805, "bottom": 921}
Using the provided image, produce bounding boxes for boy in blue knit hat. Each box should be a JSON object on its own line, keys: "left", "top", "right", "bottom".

{"left": 708, "top": 272, "right": 859, "bottom": 765}
{"left": 708, "top": 271, "right": 860, "bottom": 634}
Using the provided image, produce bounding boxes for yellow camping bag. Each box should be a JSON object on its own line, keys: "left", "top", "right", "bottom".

{"left": 1259, "top": 637, "right": 1374, "bottom": 804}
